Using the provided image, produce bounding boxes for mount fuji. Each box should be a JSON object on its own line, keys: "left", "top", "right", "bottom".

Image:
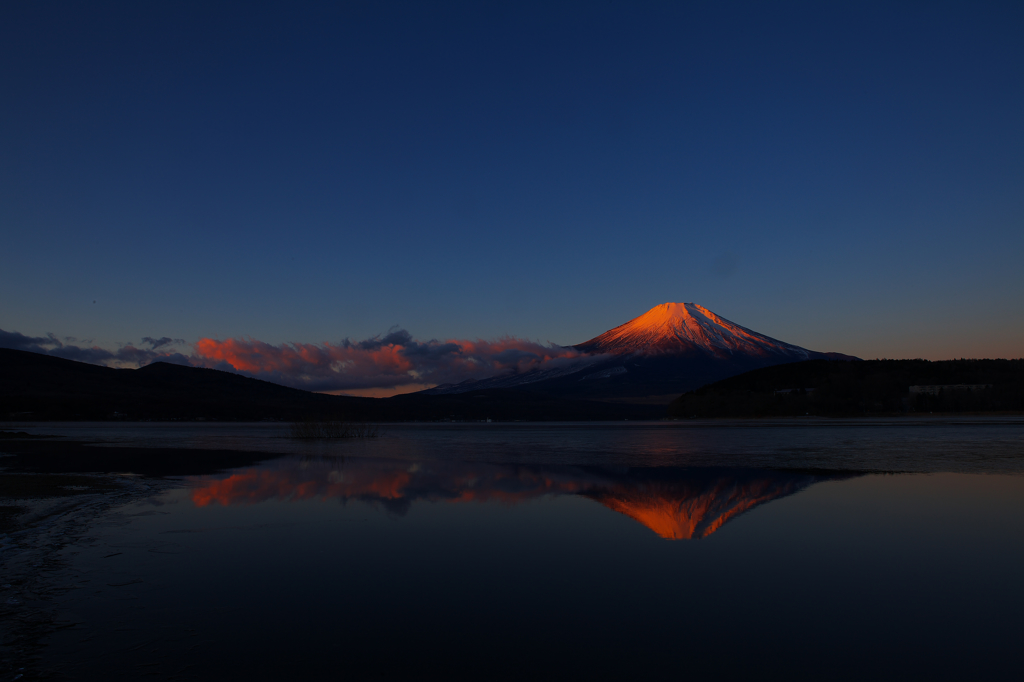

{"left": 424, "top": 302, "right": 857, "bottom": 404}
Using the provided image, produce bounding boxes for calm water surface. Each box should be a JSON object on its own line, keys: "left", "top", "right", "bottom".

{"left": 18, "top": 417, "right": 1024, "bottom": 471}
{"left": 11, "top": 420, "right": 1024, "bottom": 680}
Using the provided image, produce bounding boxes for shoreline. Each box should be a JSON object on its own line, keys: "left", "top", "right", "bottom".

{"left": 0, "top": 471, "right": 179, "bottom": 680}
{"left": 0, "top": 435, "right": 283, "bottom": 680}
{"left": 5, "top": 411, "right": 1024, "bottom": 428}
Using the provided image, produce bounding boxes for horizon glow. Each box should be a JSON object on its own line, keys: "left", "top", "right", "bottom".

{"left": 1, "top": 3, "right": 1021, "bottom": 368}
{"left": 2, "top": 298, "right": 1019, "bottom": 397}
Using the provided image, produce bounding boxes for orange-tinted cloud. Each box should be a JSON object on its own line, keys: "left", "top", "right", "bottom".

{"left": 1, "top": 323, "right": 599, "bottom": 392}
{"left": 188, "top": 329, "right": 591, "bottom": 391}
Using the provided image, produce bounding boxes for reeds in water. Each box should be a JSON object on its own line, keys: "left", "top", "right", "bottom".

{"left": 289, "top": 419, "right": 380, "bottom": 440}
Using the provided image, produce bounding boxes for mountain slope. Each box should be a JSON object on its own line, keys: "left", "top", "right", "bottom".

{"left": 425, "top": 302, "right": 856, "bottom": 403}
{"left": 574, "top": 302, "right": 812, "bottom": 358}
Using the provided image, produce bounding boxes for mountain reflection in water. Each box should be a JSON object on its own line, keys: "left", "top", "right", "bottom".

{"left": 189, "top": 458, "right": 856, "bottom": 539}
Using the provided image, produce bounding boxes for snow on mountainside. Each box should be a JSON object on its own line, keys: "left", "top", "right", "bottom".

{"left": 574, "top": 302, "right": 812, "bottom": 359}
{"left": 423, "top": 302, "right": 856, "bottom": 399}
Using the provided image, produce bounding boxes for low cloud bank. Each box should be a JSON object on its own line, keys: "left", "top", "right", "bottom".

{"left": 1, "top": 327, "right": 592, "bottom": 393}
{"left": 190, "top": 331, "right": 589, "bottom": 391}
{"left": 0, "top": 328, "right": 192, "bottom": 367}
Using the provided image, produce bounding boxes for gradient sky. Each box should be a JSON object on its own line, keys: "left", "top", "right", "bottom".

{"left": 2, "top": 1, "right": 1022, "bottom": 389}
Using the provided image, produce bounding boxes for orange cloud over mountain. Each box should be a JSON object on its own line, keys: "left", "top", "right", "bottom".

{"left": 189, "top": 332, "right": 587, "bottom": 393}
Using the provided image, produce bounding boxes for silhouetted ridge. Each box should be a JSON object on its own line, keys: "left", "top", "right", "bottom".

{"left": 0, "top": 349, "right": 659, "bottom": 421}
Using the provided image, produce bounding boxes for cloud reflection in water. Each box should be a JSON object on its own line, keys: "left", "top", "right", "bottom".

{"left": 189, "top": 459, "right": 856, "bottom": 539}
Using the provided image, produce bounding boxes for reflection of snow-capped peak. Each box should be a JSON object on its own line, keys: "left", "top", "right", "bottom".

{"left": 574, "top": 302, "right": 811, "bottom": 359}
{"left": 585, "top": 475, "right": 814, "bottom": 539}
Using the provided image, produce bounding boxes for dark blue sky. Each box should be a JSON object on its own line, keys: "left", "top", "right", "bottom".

{"left": 2, "top": 1, "right": 1022, "bottom": 364}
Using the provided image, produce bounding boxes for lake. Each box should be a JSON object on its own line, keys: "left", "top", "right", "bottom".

{"left": 4, "top": 419, "right": 1024, "bottom": 680}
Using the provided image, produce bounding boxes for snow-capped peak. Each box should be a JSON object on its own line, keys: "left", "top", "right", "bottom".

{"left": 573, "top": 302, "right": 811, "bottom": 359}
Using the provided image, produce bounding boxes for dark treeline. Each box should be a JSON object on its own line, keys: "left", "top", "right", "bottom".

{"left": 668, "top": 359, "right": 1024, "bottom": 418}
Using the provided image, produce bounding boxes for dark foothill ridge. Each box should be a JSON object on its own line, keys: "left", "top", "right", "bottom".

{"left": 0, "top": 348, "right": 662, "bottom": 422}
{"left": 667, "top": 358, "right": 1024, "bottom": 418}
